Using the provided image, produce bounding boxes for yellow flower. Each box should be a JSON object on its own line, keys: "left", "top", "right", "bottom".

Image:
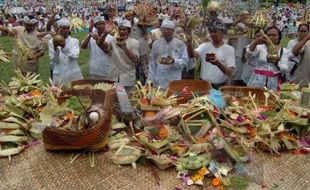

{"left": 31, "top": 90, "right": 41, "bottom": 97}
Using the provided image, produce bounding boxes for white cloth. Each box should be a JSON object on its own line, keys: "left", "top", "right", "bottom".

{"left": 110, "top": 37, "right": 139, "bottom": 86}
{"left": 246, "top": 44, "right": 290, "bottom": 90}
{"left": 229, "top": 36, "right": 251, "bottom": 80}
{"left": 147, "top": 37, "right": 189, "bottom": 89}
{"left": 287, "top": 39, "right": 310, "bottom": 86}
{"left": 287, "top": 39, "right": 305, "bottom": 63}
{"left": 195, "top": 43, "right": 236, "bottom": 84}
{"left": 49, "top": 36, "right": 83, "bottom": 86}
{"left": 88, "top": 34, "right": 115, "bottom": 79}
{"left": 241, "top": 45, "right": 257, "bottom": 83}
{"left": 151, "top": 28, "right": 162, "bottom": 40}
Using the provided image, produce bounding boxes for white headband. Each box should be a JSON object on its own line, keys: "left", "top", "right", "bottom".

{"left": 161, "top": 19, "right": 175, "bottom": 30}
{"left": 94, "top": 16, "right": 105, "bottom": 25}
{"left": 118, "top": 19, "right": 131, "bottom": 28}
{"left": 57, "top": 19, "right": 70, "bottom": 27}
{"left": 24, "top": 16, "right": 37, "bottom": 25}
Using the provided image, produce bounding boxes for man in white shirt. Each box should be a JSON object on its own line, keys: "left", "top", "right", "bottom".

{"left": 48, "top": 19, "right": 83, "bottom": 86}
{"left": 0, "top": 15, "right": 45, "bottom": 74}
{"left": 147, "top": 19, "right": 189, "bottom": 89}
{"left": 185, "top": 20, "right": 235, "bottom": 89}
{"left": 110, "top": 19, "right": 140, "bottom": 93}
{"left": 81, "top": 16, "right": 114, "bottom": 80}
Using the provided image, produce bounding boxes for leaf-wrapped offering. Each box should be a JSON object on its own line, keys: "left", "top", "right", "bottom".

{"left": 110, "top": 145, "right": 142, "bottom": 168}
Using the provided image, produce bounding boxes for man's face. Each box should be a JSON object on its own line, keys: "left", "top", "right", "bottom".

{"left": 59, "top": 26, "right": 70, "bottom": 38}
{"left": 209, "top": 29, "right": 224, "bottom": 42}
{"left": 95, "top": 21, "right": 106, "bottom": 33}
{"left": 25, "top": 23, "right": 36, "bottom": 32}
{"left": 161, "top": 27, "right": 174, "bottom": 41}
{"left": 108, "top": 9, "right": 115, "bottom": 18}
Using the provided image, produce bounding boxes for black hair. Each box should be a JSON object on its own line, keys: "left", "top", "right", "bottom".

{"left": 265, "top": 26, "right": 282, "bottom": 45}
{"left": 298, "top": 23, "right": 309, "bottom": 32}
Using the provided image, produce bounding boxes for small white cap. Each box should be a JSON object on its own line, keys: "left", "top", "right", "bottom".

{"left": 161, "top": 19, "right": 175, "bottom": 30}
{"left": 118, "top": 19, "right": 131, "bottom": 28}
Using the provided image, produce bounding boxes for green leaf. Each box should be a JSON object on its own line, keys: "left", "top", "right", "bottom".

{"left": 201, "top": 0, "right": 210, "bottom": 9}
{"left": 65, "top": 96, "right": 92, "bottom": 115}
{"left": 39, "top": 102, "right": 71, "bottom": 125}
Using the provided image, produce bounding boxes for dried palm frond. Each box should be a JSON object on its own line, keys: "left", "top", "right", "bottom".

{"left": 93, "top": 82, "right": 114, "bottom": 91}
{"left": 268, "top": 136, "right": 282, "bottom": 153}
{"left": 134, "top": 2, "right": 157, "bottom": 25}
{"left": 0, "top": 48, "right": 10, "bottom": 63}
{"left": 15, "top": 38, "right": 32, "bottom": 65}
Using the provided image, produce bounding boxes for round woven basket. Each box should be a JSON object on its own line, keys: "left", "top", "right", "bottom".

{"left": 166, "top": 80, "right": 211, "bottom": 104}
{"left": 42, "top": 89, "right": 116, "bottom": 151}
{"left": 219, "top": 86, "right": 277, "bottom": 108}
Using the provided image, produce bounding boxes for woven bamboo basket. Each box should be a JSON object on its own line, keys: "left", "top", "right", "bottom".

{"left": 42, "top": 89, "right": 116, "bottom": 151}
{"left": 166, "top": 80, "right": 211, "bottom": 104}
{"left": 219, "top": 86, "right": 277, "bottom": 108}
{"left": 71, "top": 79, "right": 115, "bottom": 87}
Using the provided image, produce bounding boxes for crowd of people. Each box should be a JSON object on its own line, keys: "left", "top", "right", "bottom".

{"left": 0, "top": 0, "right": 309, "bottom": 93}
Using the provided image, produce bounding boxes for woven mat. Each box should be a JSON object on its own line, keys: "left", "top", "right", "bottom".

{"left": 1, "top": 142, "right": 310, "bottom": 190}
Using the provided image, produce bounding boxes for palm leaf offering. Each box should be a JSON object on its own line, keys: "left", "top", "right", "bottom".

{"left": 70, "top": 17, "right": 84, "bottom": 31}
{"left": 1, "top": 72, "right": 309, "bottom": 189}
{"left": 134, "top": 2, "right": 157, "bottom": 25}
{"left": 301, "top": 8, "right": 309, "bottom": 23}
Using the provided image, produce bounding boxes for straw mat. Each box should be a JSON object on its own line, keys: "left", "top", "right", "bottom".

{"left": 1, "top": 141, "right": 310, "bottom": 190}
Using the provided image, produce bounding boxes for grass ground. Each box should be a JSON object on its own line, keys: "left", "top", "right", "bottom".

{"left": 0, "top": 32, "right": 291, "bottom": 83}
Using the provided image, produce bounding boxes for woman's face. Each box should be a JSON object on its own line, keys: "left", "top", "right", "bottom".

{"left": 267, "top": 28, "right": 280, "bottom": 45}
{"left": 298, "top": 25, "right": 309, "bottom": 40}
{"left": 125, "top": 15, "right": 134, "bottom": 22}
{"left": 118, "top": 26, "right": 130, "bottom": 38}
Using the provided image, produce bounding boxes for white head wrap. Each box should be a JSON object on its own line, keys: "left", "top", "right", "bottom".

{"left": 57, "top": 19, "right": 70, "bottom": 27}
{"left": 54, "top": 15, "right": 61, "bottom": 21}
{"left": 161, "top": 19, "right": 175, "bottom": 30}
{"left": 23, "top": 16, "right": 37, "bottom": 25}
{"left": 94, "top": 16, "right": 105, "bottom": 25}
{"left": 118, "top": 19, "right": 131, "bottom": 28}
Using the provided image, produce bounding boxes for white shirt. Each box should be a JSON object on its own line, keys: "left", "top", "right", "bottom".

{"left": 87, "top": 34, "right": 114, "bottom": 78}
{"left": 110, "top": 37, "right": 140, "bottom": 86}
{"left": 195, "top": 43, "right": 236, "bottom": 84}
{"left": 246, "top": 44, "right": 290, "bottom": 73}
{"left": 49, "top": 36, "right": 83, "bottom": 86}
